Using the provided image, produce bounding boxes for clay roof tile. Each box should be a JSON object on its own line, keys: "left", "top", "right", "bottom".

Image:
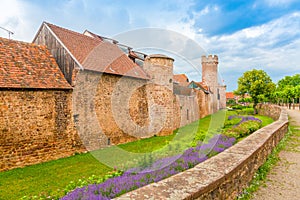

{"left": 173, "top": 74, "right": 189, "bottom": 86}
{"left": 46, "top": 22, "right": 149, "bottom": 80}
{"left": 226, "top": 92, "right": 235, "bottom": 99}
{"left": 0, "top": 37, "right": 71, "bottom": 89}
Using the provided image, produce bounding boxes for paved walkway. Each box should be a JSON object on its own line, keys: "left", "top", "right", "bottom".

{"left": 252, "top": 109, "right": 300, "bottom": 200}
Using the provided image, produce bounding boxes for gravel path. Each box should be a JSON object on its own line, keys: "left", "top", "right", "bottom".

{"left": 252, "top": 109, "right": 300, "bottom": 200}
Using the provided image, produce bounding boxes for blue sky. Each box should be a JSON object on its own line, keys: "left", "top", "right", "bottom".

{"left": 1, "top": 0, "right": 299, "bottom": 91}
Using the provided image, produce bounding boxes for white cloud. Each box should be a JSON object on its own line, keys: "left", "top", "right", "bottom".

{"left": 199, "top": 6, "right": 210, "bottom": 15}
{"left": 1, "top": 0, "right": 299, "bottom": 91}
{"left": 194, "top": 4, "right": 220, "bottom": 17}
{"left": 204, "top": 12, "right": 300, "bottom": 90}
{"left": 262, "top": 0, "right": 298, "bottom": 7}
{"left": 0, "top": 0, "right": 44, "bottom": 42}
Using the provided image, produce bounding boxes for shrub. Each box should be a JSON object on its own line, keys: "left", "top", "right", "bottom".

{"left": 191, "top": 130, "right": 206, "bottom": 146}
{"left": 231, "top": 105, "right": 244, "bottom": 110}
{"left": 237, "top": 107, "right": 255, "bottom": 115}
{"left": 223, "top": 116, "right": 262, "bottom": 139}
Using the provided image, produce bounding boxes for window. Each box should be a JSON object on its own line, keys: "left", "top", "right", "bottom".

{"left": 73, "top": 114, "right": 79, "bottom": 123}
{"left": 187, "top": 109, "right": 189, "bottom": 120}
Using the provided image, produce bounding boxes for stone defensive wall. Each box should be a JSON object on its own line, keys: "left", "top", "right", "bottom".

{"left": 116, "top": 104, "right": 289, "bottom": 199}
{"left": 0, "top": 90, "right": 85, "bottom": 171}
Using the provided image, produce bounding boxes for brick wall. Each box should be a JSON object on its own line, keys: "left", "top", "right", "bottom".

{"left": 73, "top": 71, "right": 149, "bottom": 150}
{"left": 176, "top": 94, "right": 200, "bottom": 127}
{"left": 196, "top": 89, "right": 211, "bottom": 118}
{"left": 143, "top": 55, "right": 175, "bottom": 136}
{"left": 0, "top": 90, "right": 84, "bottom": 171}
{"left": 219, "top": 85, "right": 227, "bottom": 109}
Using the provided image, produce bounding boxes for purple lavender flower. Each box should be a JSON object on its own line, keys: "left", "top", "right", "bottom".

{"left": 61, "top": 134, "right": 236, "bottom": 200}
{"left": 229, "top": 115, "right": 262, "bottom": 127}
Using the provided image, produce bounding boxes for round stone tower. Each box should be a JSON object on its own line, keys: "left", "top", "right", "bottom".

{"left": 143, "top": 54, "right": 174, "bottom": 90}
{"left": 202, "top": 55, "right": 219, "bottom": 113}
{"left": 143, "top": 54, "right": 175, "bottom": 136}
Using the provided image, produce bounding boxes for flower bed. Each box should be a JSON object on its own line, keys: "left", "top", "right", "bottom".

{"left": 61, "top": 134, "right": 236, "bottom": 200}
{"left": 223, "top": 115, "right": 262, "bottom": 139}
{"left": 61, "top": 114, "right": 265, "bottom": 200}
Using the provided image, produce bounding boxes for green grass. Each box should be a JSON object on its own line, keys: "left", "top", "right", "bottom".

{"left": 0, "top": 113, "right": 215, "bottom": 200}
{"left": 255, "top": 115, "right": 275, "bottom": 127}
{"left": 0, "top": 153, "right": 111, "bottom": 200}
{"left": 0, "top": 108, "right": 274, "bottom": 200}
{"left": 118, "top": 134, "right": 175, "bottom": 153}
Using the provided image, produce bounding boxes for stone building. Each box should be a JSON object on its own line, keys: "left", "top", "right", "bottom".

{"left": 201, "top": 55, "right": 226, "bottom": 112}
{"left": 0, "top": 37, "right": 84, "bottom": 171}
{"left": 0, "top": 22, "right": 226, "bottom": 170}
{"left": 32, "top": 22, "right": 226, "bottom": 150}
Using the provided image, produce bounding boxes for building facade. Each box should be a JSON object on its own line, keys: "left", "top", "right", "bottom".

{"left": 0, "top": 21, "right": 226, "bottom": 170}
{"left": 33, "top": 22, "right": 226, "bottom": 150}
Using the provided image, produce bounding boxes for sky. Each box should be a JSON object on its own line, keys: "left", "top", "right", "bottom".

{"left": 0, "top": 0, "right": 300, "bottom": 91}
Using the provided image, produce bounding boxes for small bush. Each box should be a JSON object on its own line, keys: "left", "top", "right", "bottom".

{"left": 191, "top": 130, "right": 206, "bottom": 146}
{"left": 223, "top": 120, "right": 261, "bottom": 139}
{"left": 231, "top": 105, "right": 244, "bottom": 110}
{"left": 223, "top": 117, "right": 241, "bottom": 128}
{"left": 237, "top": 107, "right": 254, "bottom": 115}
{"left": 223, "top": 115, "right": 262, "bottom": 139}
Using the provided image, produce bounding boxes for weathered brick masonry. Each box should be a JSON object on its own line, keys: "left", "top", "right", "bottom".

{"left": 73, "top": 71, "right": 149, "bottom": 150}
{"left": 0, "top": 36, "right": 86, "bottom": 171}
{"left": 0, "top": 90, "right": 84, "bottom": 171}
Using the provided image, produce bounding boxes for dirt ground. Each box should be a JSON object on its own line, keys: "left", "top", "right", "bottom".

{"left": 251, "top": 109, "right": 300, "bottom": 200}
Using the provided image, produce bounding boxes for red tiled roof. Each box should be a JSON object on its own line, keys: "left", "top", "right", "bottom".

{"left": 195, "top": 81, "right": 208, "bottom": 91}
{"left": 0, "top": 37, "right": 71, "bottom": 89}
{"left": 226, "top": 92, "right": 235, "bottom": 99}
{"left": 46, "top": 23, "right": 149, "bottom": 80}
{"left": 83, "top": 30, "right": 103, "bottom": 41}
{"left": 82, "top": 41, "right": 148, "bottom": 79}
{"left": 46, "top": 23, "right": 101, "bottom": 64}
{"left": 173, "top": 74, "right": 189, "bottom": 86}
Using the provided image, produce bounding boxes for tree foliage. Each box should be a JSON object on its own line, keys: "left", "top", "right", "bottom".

{"left": 277, "top": 74, "right": 300, "bottom": 90}
{"left": 234, "top": 69, "right": 275, "bottom": 110}
{"left": 274, "top": 74, "right": 300, "bottom": 103}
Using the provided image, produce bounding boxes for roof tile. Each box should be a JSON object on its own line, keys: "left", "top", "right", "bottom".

{"left": 46, "top": 22, "right": 149, "bottom": 80}
{"left": 226, "top": 92, "right": 235, "bottom": 99}
{"left": 173, "top": 74, "right": 189, "bottom": 86}
{"left": 0, "top": 37, "right": 71, "bottom": 89}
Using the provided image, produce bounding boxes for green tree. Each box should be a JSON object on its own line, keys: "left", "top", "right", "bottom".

{"left": 277, "top": 74, "right": 300, "bottom": 90}
{"left": 238, "top": 97, "right": 253, "bottom": 103}
{"left": 274, "top": 74, "right": 300, "bottom": 107}
{"left": 234, "top": 69, "right": 275, "bottom": 113}
{"left": 294, "top": 85, "right": 300, "bottom": 109}
{"left": 272, "top": 90, "right": 284, "bottom": 104}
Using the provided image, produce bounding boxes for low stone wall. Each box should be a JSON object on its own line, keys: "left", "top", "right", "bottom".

{"left": 116, "top": 105, "right": 288, "bottom": 200}
{"left": 257, "top": 103, "right": 282, "bottom": 121}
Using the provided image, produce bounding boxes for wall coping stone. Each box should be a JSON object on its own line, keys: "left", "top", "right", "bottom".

{"left": 115, "top": 105, "right": 288, "bottom": 200}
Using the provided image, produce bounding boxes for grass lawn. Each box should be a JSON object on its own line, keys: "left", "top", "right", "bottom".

{"left": 0, "top": 109, "right": 274, "bottom": 200}
{"left": 0, "top": 153, "right": 111, "bottom": 200}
